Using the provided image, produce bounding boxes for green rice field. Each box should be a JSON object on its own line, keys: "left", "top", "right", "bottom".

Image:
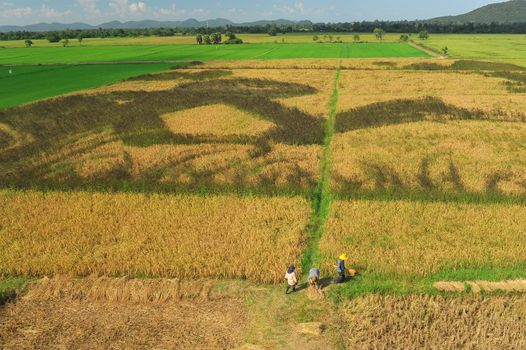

{"left": 0, "top": 43, "right": 427, "bottom": 65}
{"left": 0, "top": 63, "right": 172, "bottom": 109}
{"left": 415, "top": 34, "right": 526, "bottom": 67}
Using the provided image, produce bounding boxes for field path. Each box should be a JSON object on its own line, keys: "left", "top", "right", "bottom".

{"left": 301, "top": 65, "right": 342, "bottom": 272}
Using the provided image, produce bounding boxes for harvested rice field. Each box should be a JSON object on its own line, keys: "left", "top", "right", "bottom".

{"left": 0, "top": 277, "right": 249, "bottom": 350}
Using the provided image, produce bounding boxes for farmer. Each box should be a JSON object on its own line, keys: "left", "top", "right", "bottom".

{"left": 284, "top": 265, "right": 298, "bottom": 294}
{"left": 308, "top": 267, "right": 321, "bottom": 290}
{"left": 334, "top": 253, "right": 348, "bottom": 284}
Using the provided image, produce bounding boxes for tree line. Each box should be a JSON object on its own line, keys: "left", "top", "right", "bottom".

{"left": 1, "top": 20, "right": 525, "bottom": 41}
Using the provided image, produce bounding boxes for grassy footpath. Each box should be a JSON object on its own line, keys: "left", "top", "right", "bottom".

{"left": 301, "top": 67, "right": 341, "bottom": 273}
{"left": 0, "top": 63, "right": 175, "bottom": 109}
{"left": 0, "top": 43, "right": 427, "bottom": 65}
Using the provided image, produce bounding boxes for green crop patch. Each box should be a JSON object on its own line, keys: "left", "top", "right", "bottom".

{"left": 0, "top": 63, "right": 174, "bottom": 109}
{"left": 0, "top": 43, "right": 428, "bottom": 66}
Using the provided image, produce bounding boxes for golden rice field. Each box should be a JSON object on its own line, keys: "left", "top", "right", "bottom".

{"left": 0, "top": 190, "right": 310, "bottom": 283}
{"left": 337, "top": 69, "right": 526, "bottom": 115}
{"left": 344, "top": 295, "right": 526, "bottom": 350}
{"left": 319, "top": 199, "right": 526, "bottom": 277}
{"left": 162, "top": 104, "right": 276, "bottom": 136}
{"left": 331, "top": 120, "right": 526, "bottom": 195}
{"left": 2, "top": 57, "right": 526, "bottom": 349}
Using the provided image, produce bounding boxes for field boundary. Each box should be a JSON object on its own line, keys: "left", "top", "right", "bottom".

{"left": 301, "top": 65, "right": 341, "bottom": 273}
{"left": 409, "top": 40, "right": 444, "bottom": 58}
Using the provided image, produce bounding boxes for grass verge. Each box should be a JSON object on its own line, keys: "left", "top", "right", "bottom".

{"left": 301, "top": 67, "right": 341, "bottom": 272}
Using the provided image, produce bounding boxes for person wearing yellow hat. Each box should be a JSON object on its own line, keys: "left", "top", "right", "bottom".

{"left": 335, "top": 253, "right": 348, "bottom": 283}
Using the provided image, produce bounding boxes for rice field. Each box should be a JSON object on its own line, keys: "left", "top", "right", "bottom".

{"left": 343, "top": 295, "right": 526, "bottom": 349}
{"left": 0, "top": 190, "right": 310, "bottom": 283}
{"left": 2, "top": 54, "right": 526, "bottom": 348}
{"left": 331, "top": 121, "right": 526, "bottom": 195}
{"left": 319, "top": 199, "right": 526, "bottom": 282}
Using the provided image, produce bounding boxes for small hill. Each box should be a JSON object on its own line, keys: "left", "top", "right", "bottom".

{"left": 430, "top": 0, "right": 526, "bottom": 24}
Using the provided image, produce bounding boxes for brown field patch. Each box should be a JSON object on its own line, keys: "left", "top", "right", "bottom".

{"left": 343, "top": 295, "right": 526, "bottom": 350}
{"left": 332, "top": 121, "right": 526, "bottom": 195}
{"left": 0, "top": 277, "right": 247, "bottom": 350}
{"left": 319, "top": 199, "right": 526, "bottom": 277}
{"left": 0, "top": 190, "right": 310, "bottom": 283}
{"left": 162, "top": 104, "right": 276, "bottom": 136}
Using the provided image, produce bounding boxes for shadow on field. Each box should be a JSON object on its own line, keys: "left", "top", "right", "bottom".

{"left": 403, "top": 60, "right": 526, "bottom": 93}
{"left": 332, "top": 95, "right": 526, "bottom": 202}
{"left": 334, "top": 96, "right": 525, "bottom": 133}
{"left": 0, "top": 69, "right": 324, "bottom": 194}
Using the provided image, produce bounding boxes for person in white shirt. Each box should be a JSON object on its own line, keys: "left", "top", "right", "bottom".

{"left": 284, "top": 265, "right": 298, "bottom": 294}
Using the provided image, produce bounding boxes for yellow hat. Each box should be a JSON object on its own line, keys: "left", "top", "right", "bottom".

{"left": 339, "top": 254, "right": 348, "bottom": 261}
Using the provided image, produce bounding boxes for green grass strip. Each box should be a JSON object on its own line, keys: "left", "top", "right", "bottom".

{"left": 301, "top": 66, "right": 341, "bottom": 273}
{"left": 0, "top": 277, "right": 29, "bottom": 305}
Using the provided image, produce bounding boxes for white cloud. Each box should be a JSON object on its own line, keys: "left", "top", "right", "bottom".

{"left": 128, "top": 1, "right": 146, "bottom": 13}
{"left": 0, "top": 7, "right": 33, "bottom": 18}
{"left": 0, "top": 4, "right": 71, "bottom": 20}
{"left": 191, "top": 8, "right": 209, "bottom": 18}
{"left": 108, "top": 0, "right": 146, "bottom": 16}
{"left": 154, "top": 4, "right": 186, "bottom": 19}
{"left": 273, "top": 2, "right": 319, "bottom": 16}
{"left": 77, "top": 0, "right": 101, "bottom": 16}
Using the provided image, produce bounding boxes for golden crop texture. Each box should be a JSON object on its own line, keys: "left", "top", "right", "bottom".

{"left": 344, "top": 295, "right": 526, "bottom": 350}
{"left": 319, "top": 199, "right": 526, "bottom": 277}
{"left": 0, "top": 190, "right": 310, "bottom": 283}
{"left": 332, "top": 120, "right": 526, "bottom": 195}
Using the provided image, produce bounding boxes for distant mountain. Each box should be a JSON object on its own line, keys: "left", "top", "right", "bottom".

{"left": 430, "top": 0, "right": 526, "bottom": 24}
{"left": 0, "top": 18, "right": 309, "bottom": 32}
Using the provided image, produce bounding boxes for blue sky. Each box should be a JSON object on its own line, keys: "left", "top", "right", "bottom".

{"left": 0, "top": 0, "right": 508, "bottom": 25}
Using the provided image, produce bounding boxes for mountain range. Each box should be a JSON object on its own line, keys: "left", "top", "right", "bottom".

{"left": 0, "top": 0, "right": 525, "bottom": 32}
{"left": 430, "top": 0, "right": 526, "bottom": 24}
{"left": 0, "top": 18, "right": 307, "bottom": 33}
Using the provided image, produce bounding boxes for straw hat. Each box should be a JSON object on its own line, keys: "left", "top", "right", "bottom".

{"left": 339, "top": 254, "right": 348, "bottom": 261}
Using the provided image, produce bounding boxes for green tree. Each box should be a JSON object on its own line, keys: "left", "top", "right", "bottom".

{"left": 62, "top": 39, "right": 70, "bottom": 47}
{"left": 196, "top": 34, "right": 203, "bottom": 45}
{"left": 24, "top": 39, "right": 33, "bottom": 48}
{"left": 373, "top": 28, "right": 385, "bottom": 40}
{"left": 353, "top": 34, "right": 361, "bottom": 42}
{"left": 46, "top": 33, "right": 61, "bottom": 43}
{"left": 399, "top": 34, "right": 409, "bottom": 42}
{"left": 419, "top": 30, "right": 429, "bottom": 40}
{"left": 210, "top": 32, "right": 222, "bottom": 44}
{"left": 313, "top": 34, "right": 319, "bottom": 42}
{"left": 226, "top": 32, "right": 236, "bottom": 40}
{"left": 204, "top": 34, "right": 211, "bottom": 45}
{"left": 268, "top": 25, "right": 278, "bottom": 36}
